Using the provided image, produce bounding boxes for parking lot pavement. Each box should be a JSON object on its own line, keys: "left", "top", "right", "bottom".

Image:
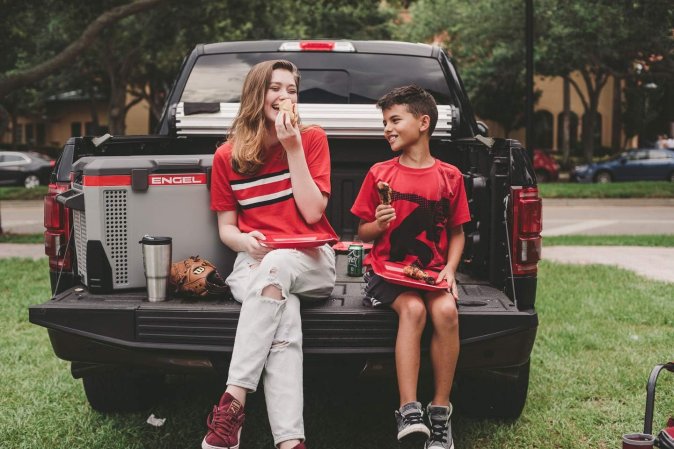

{"left": 0, "top": 243, "right": 45, "bottom": 260}
{"left": 543, "top": 198, "right": 674, "bottom": 236}
{"left": 543, "top": 246, "right": 674, "bottom": 283}
{"left": 0, "top": 200, "right": 44, "bottom": 234}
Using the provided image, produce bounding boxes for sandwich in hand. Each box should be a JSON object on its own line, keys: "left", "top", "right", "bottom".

{"left": 278, "top": 99, "right": 298, "bottom": 125}
{"left": 377, "top": 181, "right": 393, "bottom": 205}
{"left": 403, "top": 264, "right": 436, "bottom": 285}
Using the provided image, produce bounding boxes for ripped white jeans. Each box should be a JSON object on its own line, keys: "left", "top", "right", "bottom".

{"left": 225, "top": 244, "right": 336, "bottom": 445}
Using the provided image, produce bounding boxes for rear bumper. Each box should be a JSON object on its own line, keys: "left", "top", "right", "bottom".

{"left": 30, "top": 282, "right": 538, "bottom": 375}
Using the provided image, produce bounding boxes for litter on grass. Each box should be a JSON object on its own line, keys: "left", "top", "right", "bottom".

{"left": 146, "top": 414, "right": 166, "bottom": 427}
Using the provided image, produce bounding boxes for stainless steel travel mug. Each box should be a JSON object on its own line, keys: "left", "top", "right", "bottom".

{"left": 139, "top": 235, "right": 172, "bottom": 302}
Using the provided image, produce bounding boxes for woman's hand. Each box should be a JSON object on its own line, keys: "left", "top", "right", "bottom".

{"left": 275, "top": 107, "right": 301, "bottom": 153}
{"left": 436, "top": 267, "right": 458, "bottom": 300}
{"left": 374, "top": 204, "right": 396, "bottom": 231}
{"left": 241, "top": 230, "right": 272, "bottom": 261}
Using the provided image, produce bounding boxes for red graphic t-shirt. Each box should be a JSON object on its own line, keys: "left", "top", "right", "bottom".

{"left": 210, "top": 126, "right": 337, "bottom": 239}
{"left": 350, "top": 157, "right": 470, "bottom": 271}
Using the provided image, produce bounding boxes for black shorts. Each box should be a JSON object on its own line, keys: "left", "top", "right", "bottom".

{"left": 362, "top": 270, "right": 428, "bottom": 308}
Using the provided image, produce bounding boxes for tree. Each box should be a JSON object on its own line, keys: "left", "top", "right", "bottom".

{"left": 2, "top": 0, "right": 393, "bottom": 136}
{"left": 394, "top": 0, "right": 537, "bottom": 138}
{"left": 116, "top": 0, "right": 393, "bottom": 133}
{"left": 0, "top": 0, "right": 163, "bottom": 100}
{"left": 536, "top": 0, "right": 673, "bottom": 161}
{"left": 0, "top": 0, "right": 163, "bottom": 234}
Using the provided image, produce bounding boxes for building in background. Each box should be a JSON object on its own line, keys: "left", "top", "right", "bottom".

{"left": 1, "top": 91, "right": 150, "bottom": 150}
{"left": 483, "top": 71, "right": 638, "bottom": 155}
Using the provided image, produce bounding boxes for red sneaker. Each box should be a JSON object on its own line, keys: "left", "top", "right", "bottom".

{"left": 291, "top": 443, "right": 306, "bottom": 449}
{"left": 202, "top": 392, "right": 245, "bottom": 449}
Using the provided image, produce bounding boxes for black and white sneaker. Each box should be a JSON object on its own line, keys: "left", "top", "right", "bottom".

{"left": 395, "top": 401, "right": 430, "bottom": 445}
{"left": 425, "top": 403, "right": 454, "bottom": 449}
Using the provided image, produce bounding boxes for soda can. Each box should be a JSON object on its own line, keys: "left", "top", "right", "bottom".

{"left": 347, "top": 244, "right": 364, "bottom": 277}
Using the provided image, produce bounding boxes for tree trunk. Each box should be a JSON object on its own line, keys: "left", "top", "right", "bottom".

{"left": 0, "top": 104, "right": 9, "bottom": 139}
{"left": 611, "top": 75, "right": 622, "bottom": 152}
{"left": 88, "top": 85, "right": 101, "bottom": 135}
{"left": 11, "top": 113, "right": 18, "bottom": 145}
{"left": 582, "top": 113, "right": 595, "bottom": 163}
{"left": 577, "top": 69, "right": 608, "bottom": 163}
{"left": 108, "top": 84, "right": 127, "bottom": 135}
{"left": 561, "top": 76, "right": 571, "bottom": 166}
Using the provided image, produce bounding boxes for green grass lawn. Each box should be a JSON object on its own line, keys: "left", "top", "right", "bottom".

{"left": 0, "top": 186, "right": 48, "bottom": 201}
{"left": 544, "top": 234, "right": 674, "bottom": 247}
{"left": 539, "top": 181, "right": 674, "bottom": 198}
{"left": 1, "top": 259, "right": 672, "bottom": 448}
{"left": 0, "top": 233, "right": 43, "bottom": 244}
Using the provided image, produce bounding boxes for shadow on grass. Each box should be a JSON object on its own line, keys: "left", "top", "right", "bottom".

{"left": 85, "top": 366, "right": 507, "bottom": 449}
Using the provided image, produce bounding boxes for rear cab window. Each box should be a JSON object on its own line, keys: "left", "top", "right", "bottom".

{"left": 179, "top": 52, "right": 468, "bottom": 136}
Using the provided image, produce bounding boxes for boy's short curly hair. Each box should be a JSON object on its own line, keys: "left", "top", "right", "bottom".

{"left": 376, "top": 85, "right": 438, "bottom": 135}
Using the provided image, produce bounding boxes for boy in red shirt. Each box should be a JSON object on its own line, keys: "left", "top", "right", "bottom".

{"left": 351, "top": 85, "right": 470, "bottom": 449}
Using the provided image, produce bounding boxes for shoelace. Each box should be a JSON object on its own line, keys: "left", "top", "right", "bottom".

{"left": 429, "top": 418, "right": 449, "bottom": 444}
{"left": 403, "top": 410, "right": 425, "bottom": 426}
{"left": 207, "top": 405, "right": 244, "bottom": 441}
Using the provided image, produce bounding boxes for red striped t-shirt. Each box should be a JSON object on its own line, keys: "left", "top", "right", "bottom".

{"left": 210, "top": 126, "right": 337, "bottom": 239}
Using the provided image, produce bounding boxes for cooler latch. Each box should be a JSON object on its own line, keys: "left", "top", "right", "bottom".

{"left": 131, "top": 169, "right": 149, "bottom": 191}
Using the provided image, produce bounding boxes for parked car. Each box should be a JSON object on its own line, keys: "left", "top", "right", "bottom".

{"left": 533, "top": 149, "right": 560, "bottom": 182}
{"left": 571, "top": 148, "right": 674, "bottom": 183}
{"left": 0, "top": 150, "right": 54, "bottom": 188}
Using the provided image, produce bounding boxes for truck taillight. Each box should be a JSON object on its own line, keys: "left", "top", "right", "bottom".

{"left": 44, "top": 182, "right": 72, "bottom": 271}
{"left": 511, "top": 187, "right": 542, "bottom": 275}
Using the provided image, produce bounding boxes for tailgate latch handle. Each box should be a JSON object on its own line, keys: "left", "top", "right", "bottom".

{"left": 56, "top": 189, "right": 85, "bottom": 211}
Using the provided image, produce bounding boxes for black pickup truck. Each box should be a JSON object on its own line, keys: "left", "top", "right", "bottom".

{"left": 30, "top": 40, "right": 541, "bottom": 418}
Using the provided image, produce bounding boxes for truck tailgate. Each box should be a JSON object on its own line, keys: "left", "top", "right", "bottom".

{"left": 30, "top": 255, "right": 537, "bottom": 370}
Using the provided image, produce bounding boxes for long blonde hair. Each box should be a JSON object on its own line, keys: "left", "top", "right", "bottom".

{"left": 229, "top": 60, "right": 301, "bottom": 175}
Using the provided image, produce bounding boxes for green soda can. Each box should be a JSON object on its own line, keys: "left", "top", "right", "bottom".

{"left": 347, "top": 243, "right": 364, "bottom": 277}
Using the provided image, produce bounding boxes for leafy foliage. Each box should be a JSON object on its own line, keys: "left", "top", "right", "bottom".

{"left": 1, "top": 0, "right": 393, "bottom": 135}
{"left": 536, "top": 0, "right": 673, "bottom": 159}
{"left": 394, "top": 0, "right": 537, "bottom": 137}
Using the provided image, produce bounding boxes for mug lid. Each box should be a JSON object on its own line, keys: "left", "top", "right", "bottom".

{"left": 139, "top": 235, "right": 172, "bottom": 245}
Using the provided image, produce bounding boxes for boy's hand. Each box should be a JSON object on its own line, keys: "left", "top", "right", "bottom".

{"left": 374, "top": 204, "right": 396, "bottom": 230}
{"left": 241, "top": 230, "right": 272, "bottom": 261}
{"left": 437, "top": 267, "right": 458, "bottom": 300}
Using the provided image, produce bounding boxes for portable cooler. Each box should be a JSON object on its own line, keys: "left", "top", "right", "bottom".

{"left": 64, "top": 155, "right": 234, "bottom": 293}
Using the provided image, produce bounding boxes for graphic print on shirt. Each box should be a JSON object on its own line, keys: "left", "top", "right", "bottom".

{"left": 388, "top": 188, "right": 450, "bottom": 268}
{"left": 228, "top": 169, "right": 292, "bottom": 209}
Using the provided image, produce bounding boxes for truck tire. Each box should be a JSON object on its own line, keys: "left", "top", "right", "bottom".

{"left": 82, "top": 370, "right": 165, "bottom": 412}
{"left": 453, "top": 359, "right": 530, "bottom": 419}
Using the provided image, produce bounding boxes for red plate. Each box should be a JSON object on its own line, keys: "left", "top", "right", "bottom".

{"left": 372, "top": 261, "right": 449, "bottom": 291}
{"left": 260, "top": 233, "right": 337, "bottom": 249}
{"left": 332, "top": 241, "right": 373, "bottom": 252}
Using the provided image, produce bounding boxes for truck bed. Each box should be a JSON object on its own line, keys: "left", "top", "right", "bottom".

{"left": 30, "top": 255, "right": 537, "bottom": 373}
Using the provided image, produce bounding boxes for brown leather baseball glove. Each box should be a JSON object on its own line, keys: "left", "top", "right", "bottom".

{"left": 169, "top": 256, "right": 229, "bottom": 297}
